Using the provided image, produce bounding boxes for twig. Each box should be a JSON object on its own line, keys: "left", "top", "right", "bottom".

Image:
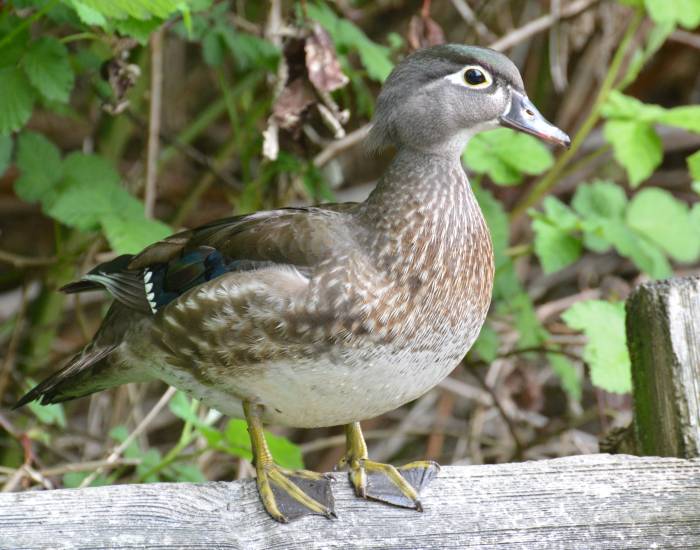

{"left": 0, "top": 249, "right": 57, "bottom": 268}
{"left": 78, "top": 387, "right": 176, "bottom": 488}
{"left": 126, "top": 109, "right": 241, "bottom": 191}
{"left": 0, "top": 286, "right": 27, "bottom": 403}
{"left": 438, "top": 376, "right": 492, "bottom": 405}
{"left": 469, "top": 365, "right": 524, "bottom": 457}
{"left": 489, "top": 0, "right": 601, "bottom": 52}
{"left": 669, "top": 29, "right": 700, "bottom": 50}
{"left": 43, "top": 458, "right": 142, "bottom": 478}
{"left": 426, "top": 389, "right": 456, "bottom": 461}
{"left": 449, "top": 0, "right": 497, "bottom": 42}
{"left": 145, "top": 28, "right": 164, "bottom": 218}
{"left": 313, "top": 124, "right": 371, "bottom": 167}
{"left": 0, "top": 458, "right": 143, "bottom": 484}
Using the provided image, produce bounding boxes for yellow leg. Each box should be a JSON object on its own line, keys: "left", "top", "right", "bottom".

{"left": 244, "top": 401, "right": 335, "bottom": 522}
{"left": 339, "top": 422, "right": 440, "bottom": 511}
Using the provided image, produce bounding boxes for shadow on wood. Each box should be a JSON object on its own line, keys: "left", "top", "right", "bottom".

{"left": 1, "top": 454, "right": 700, "bottom": 549}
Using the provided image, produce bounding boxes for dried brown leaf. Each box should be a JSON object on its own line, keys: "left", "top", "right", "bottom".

{"left": 407, "top": 15, "right": 445, "bottom": 51}
{"left": 305, "top": 23, "right": 349, "bottom": 94}
{"left": 272, "top": 78, "right": 316, "bottom": 131}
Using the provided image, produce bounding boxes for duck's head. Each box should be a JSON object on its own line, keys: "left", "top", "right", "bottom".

{"left": 368, "top": 44, "right": 570, "bottom": 155}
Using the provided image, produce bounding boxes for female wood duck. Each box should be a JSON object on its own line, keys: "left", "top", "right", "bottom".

{"left": 17, "top": 45, "right": 569, "bottom": 522}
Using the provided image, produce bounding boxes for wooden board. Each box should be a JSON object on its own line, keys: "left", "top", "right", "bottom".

{"left": 626, "top": 277, "right": 700, "bottom": 457}
{"left": 1, "top": 454, "right": 700, "bottom": 549}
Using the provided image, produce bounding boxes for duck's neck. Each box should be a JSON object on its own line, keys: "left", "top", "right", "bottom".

{"left": 357, "top": 146, "right": 491, "bottom": 279}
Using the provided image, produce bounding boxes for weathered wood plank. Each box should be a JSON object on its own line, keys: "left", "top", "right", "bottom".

{"left": 1, "top": 454, "right": 699, "bottom": 549}
{"left": 626, "top": 277, "right": 700, "bottom": 458}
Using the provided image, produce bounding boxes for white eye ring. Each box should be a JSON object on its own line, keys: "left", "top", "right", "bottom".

{"left": 444, "top": 65, "right": 493, "bottom": 90}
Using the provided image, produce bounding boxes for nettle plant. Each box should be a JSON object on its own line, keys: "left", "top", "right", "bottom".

{"left": 465, "top": 2, "right": 700, "bottom": 400}
{"left": 0, "top": 0, "right": 699, "bottom": 481}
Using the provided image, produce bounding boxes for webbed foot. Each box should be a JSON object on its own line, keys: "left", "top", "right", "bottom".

{"left": 256, "top": 464, "right": 335, "bottom": 522}
{"left": 244, "top": 401, "right": 335, "bottom": 523}
{"left": 340, "top": 422, "right": 440, "bottom": 510}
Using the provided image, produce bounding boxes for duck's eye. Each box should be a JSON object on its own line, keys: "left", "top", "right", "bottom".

{"left": 464, "top": 68, "right": 485, "bottom": 86}
{"left": 444, "top": 65, "right": 493, "bottom": 89}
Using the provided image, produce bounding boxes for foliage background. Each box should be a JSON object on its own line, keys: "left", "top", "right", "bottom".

{"left": 0, "top": 0, "right": 699, "bottom": 490}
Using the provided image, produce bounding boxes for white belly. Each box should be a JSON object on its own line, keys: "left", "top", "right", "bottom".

{"left": 144, "top": 338, "right": 470, "bottom": 428}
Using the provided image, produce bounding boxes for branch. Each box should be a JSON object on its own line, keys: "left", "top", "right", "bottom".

{"left": 144, "top": 28, "right": 164, "bottom": 218}
{"left": 489, "top": 0, "right": 601, "bottom": 52}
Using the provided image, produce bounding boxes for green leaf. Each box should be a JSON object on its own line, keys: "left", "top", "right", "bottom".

{"left": 530, "top": 197, "right": 583, "bottom": 273}
{"left": 23, "top": 37, "right": 74, "bottom": 103}
{"left": 626, "top": 187, "right": 700, "bottom": 263}
{"left": 542, "top": 196, "right": 580, "bottom": 231}
{"left": 472, "top": 324, "right": 499, "bottom": 362}
{"left": 547, "top": 353, "right": 582, "bottom": 402}
{"left": 222, "top": 419, "right": 303, "bottom": 469}
{"left": 0, "top": 135, "right": 12, "bottom": 175}
{"left": 101, "top": 214, "right": 171, "bottom": 254}
{"left": 561, "top": 300, "right": 631, "bottom": 394}
{"left": 603, "top": 91, "right": 700, "bottom": 134}
{"left": 510, "top": 291, "right": 547, "bottom": 348}
{"left": 572, "top": 180, "right": 628, "bottom": 220}
{"left": 46, "top": 153, "right": 122, "bottom": 229}
{"left": 168, "top": 462, "right": 206, "bottom": 482}
{"left": 572, "top": 180, "right": 629, "bottom": 253}
{"left": 307, "top": 2, "right": 393, "bottom": 82}
{"left": 690, "top": 204, "right": 700, "bottom": 235}
{"left": 473, "top": 184, "right": 509, "bottom": 266}
{"left": 599, "top": 219, "right": 672, "bottom": 278}
{"left": 27, "top": 400, "right": 67, "bottom": 428}
{"left": 465, "top": 128, "right": 554, "bottom": 185}
{"left": 14, "top": 131, "right": 63, "bottom": 203}
{"left": 114, "top": 17, "right": 164, "bottom": 44}
{"left": 644, "top": 0, "right": 700, "bottom": 29}
{"left": 137, "top": 448, "right": 163, "bottom": 482}
{"left": 532, "top": 219, "right": 582, "bottom": 274}
{"left": 169, "top": 390, "right": 199, "bottom": 423}
{"left": 266, "top": 432, "right": 304, "bottom": 470}
{"left": 0, "top": 67, "right": 36, "bottom": 135}
{"left": 63, "top": 471, "right": 110, "bottom": 488}
{"left": 67, "top": 0, "right": 107, "bottom": 25}
{"left": 688, "top": 150, "right": 700, "bottom": 182}
{"left": 603, "top": 120, "right": 662, "bottom": 186}
{"left": 658, "top": 106, "right": 700, "bottom": 134}
{"left": 222, "top": 419, "right": 253, "bottom": 461}
{"left": 218, "top": 29, "right": 279, "bottom": 71}
{"left": 72, "top": 0, "right": 183, "bottom": 20}
{"left": 201, "top": 32, "right": 225, "bottom": 66}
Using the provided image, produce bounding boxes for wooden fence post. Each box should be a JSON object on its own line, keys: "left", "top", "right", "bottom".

{"left": 625, "top": 277, "right": 700, "bottom": 458}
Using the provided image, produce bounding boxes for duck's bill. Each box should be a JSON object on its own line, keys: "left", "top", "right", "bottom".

{"left": 499, "top": 89, "right": 571, "bottom": 148}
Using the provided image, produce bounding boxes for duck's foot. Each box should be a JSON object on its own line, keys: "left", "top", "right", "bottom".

{"left": 256, "top": 464, "right": 335, "bottom": 523}
{"left": 244, "top": 401, "right": 335, "bottom": 523}
{"left": 340, "top": 422, "right": 440, "bottom": 510}
{"left": 349, "top": 458, "right": 439, "bottom": 509}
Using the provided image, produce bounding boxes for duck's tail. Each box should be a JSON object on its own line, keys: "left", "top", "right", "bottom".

{"left": 14, "top": 303, "right": 154, "bottom": 408}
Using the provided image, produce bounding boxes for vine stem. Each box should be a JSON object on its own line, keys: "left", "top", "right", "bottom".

{"left": 509, "top": 9, "right": 644, "bottom": 221}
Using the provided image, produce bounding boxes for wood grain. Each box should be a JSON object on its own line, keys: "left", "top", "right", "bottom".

{"left": 2, "top": 454, "right": 700, "bottom": 549}
{"left": 626, "top": 277, "right": 700, "bottom": 458}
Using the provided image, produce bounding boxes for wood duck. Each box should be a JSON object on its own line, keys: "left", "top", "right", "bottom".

{"left": 16, "top": 45, "right": 569, "bottom": 522}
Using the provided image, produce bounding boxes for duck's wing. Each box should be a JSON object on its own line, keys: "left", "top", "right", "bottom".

{"left": 62, "top": 204, "right": 358, "bottom": 315}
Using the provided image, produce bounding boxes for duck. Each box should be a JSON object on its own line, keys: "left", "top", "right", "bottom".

{"left": 16, "top": 44, "right": 570, "bottom": 523}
